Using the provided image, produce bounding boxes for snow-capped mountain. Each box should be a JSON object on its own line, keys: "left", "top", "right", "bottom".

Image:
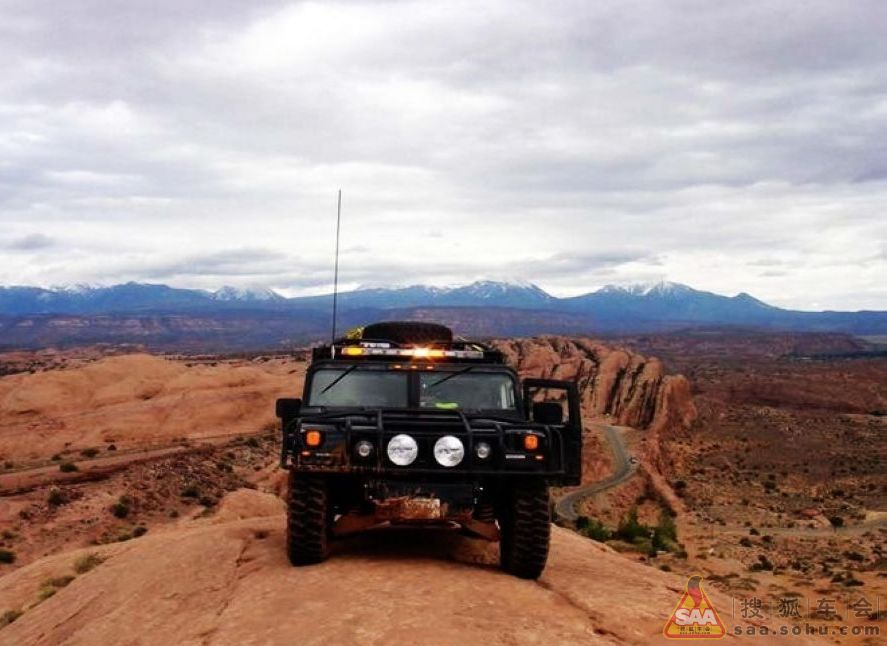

{"left": 597, "top": 281, "right": 695, "bottom": 297}
{"left": 0, "top": 282, "right": 212, "bottom": 314}
{"left": 562, "top": 281, "right": 780, "bottom": 326}
{"left": 0, "top": 280, "right": 883, "bottom": 335}
{"left": 212, "top": 286, "right": 284, "bottom": 302}
{"left": 290, "top": 280, "right": 556, "bottom": 310}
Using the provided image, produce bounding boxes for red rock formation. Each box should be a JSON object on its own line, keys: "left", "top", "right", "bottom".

{"left": 493, "top": 337, "right": 696, "bottom": 432}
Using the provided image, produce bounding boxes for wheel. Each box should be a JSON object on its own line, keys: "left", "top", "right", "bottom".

{"left": 286, "top": 471, "right": 329, "bottom": 566}
{"left": 360, "top": 321, "right": 453, "bottom": 345}
{"left": 499, "top": 480, "right": 551, "bottom": 579}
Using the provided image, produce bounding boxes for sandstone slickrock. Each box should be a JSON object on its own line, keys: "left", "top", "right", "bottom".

{"left": 0, "top": 354, "right": 304, "bottom": 461}
{"left": 0, "top": 489, "right": 811, "bottom": 646}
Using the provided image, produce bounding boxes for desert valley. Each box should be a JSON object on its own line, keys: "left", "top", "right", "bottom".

{"left": 0, "top": 328, "right": 882, "bottom": 644}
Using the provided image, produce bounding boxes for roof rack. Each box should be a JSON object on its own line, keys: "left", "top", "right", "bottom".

{"left": 311, "top": 338, "right": 505, "bottom": 364}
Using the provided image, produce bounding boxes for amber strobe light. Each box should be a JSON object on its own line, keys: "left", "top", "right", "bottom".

{"left": 305, "top": 430, "right": 322, "bottom": 447}
{"left": 523, "top": 434, "right": 539, "bottom": 451}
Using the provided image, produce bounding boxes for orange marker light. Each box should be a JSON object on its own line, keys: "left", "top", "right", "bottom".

{"left": 342, "top": 347, "right": 363, "bottom": 356}
{"left": 305, "top": 430, "right": 322, "bottom": 447}
{"left": 523, "top": 434, "right": 539, "bottom": 451}
{"left": 413, "top": 347, "right": 430, "bottom": 358}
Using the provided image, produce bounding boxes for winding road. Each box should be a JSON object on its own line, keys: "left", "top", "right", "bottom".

{"left": 554, "top": 423, "right": 638, "bottom": 523}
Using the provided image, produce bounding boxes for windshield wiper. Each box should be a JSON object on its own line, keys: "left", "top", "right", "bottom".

{"left": 320, "top": 365, "right": 359, "bottom": 394}
{"left": 426, "top": 366, "right": 476, "bottom": 390}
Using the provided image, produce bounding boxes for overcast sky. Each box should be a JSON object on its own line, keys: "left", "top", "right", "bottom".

{"left": 1, "top": 1, "right": 885, "bottom": 310}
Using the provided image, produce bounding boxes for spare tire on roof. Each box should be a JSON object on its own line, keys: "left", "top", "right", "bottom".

{"left": 361, "top": 321, "right": 453, "bottom": 345}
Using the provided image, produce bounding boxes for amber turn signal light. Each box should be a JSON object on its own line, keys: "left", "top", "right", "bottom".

{"left": 523, "top": 434, "right": 539, "bottom": 451}
{"left": 305, "top": 430, "right": 322, "bottom": 447}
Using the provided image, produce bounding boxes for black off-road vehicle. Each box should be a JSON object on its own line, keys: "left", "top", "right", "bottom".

{"left": 276, "top": 321, "right": 582, "bottom": 579}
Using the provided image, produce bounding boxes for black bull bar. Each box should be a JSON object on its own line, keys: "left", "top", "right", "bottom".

{"left": 281, "top": 407, "right": 574, "bottom": 482}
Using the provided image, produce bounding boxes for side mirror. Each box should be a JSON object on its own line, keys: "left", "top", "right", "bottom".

{"left": 276, "top": 398, "right": 302, "bottom": 419}
{"left": 533, "top": 401, "right": 563, "bottom": 425}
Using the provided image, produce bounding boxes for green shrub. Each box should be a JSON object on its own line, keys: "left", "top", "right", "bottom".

{"left": 59, "top": 462, "right": 78, "bottom": 473}
{"left": 181, "top": 485, "right": 200, "bottom": 498}
{"left": 110, "top": 502, "right": 129, "bottom": 519}
{"left": 73, "top": 553, "right": 104, "bottom": 574}
{"left": 615, "top": 508, "right": 648, "bottom": 542}
{"left": 37, "top": 587, "right": 57, "bottom": 601}
{"left": 0, "top": 609, "right": 22, "bottom": 628}
{"left": 577, "top": 516, "right": 612, "bottom": 542}
{"left": 132, "top": 526, "right": 148, "bottom": 538}
{"left": 43, "top": 575, "right": 75, "bottom": 589}
{"left": 47, "top": 487, "right": 65, "bottom": 506}
{"left": 653, "top": 512, "right": 678, "bottom": 549}
{"left": 80, "top": 447, "right": 100, "bottom": 458}
{"left": 749, "top": 554, "right": 774, "bottom": 571}
{"left": 0, "top": 549, "right": 15, "bottom": 564}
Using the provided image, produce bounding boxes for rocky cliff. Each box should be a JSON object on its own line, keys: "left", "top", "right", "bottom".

{"left": 493, "top": 337, "right": 696, "bottom": 433}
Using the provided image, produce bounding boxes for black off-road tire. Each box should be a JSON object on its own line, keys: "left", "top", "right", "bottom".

{"left": 360, "top": 321, "right": 453, "bottom": 345}
{"left": 286, "top": 472, "right": 329, "bottom": 566}
{"left": 499, "top": 480, "right": 551, "bottom": 579}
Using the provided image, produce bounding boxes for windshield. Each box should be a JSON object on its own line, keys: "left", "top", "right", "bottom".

{"left": 419, "top": 372, "right": 517, "bottom": 410}
{"left": 308, "top": 369, "right": 408, "bottom": 407}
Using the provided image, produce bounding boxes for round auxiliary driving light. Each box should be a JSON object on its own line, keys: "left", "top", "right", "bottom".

{"left": 387, "top": 434, "right": 418, "bottom": 466}
{"left": 475, "top": 441, "right": 492, "bottom": 460}
{"left": 433, "top": 435, "right": 465, "bottom": 468}
{"left": 355, "top": 440, "right": 373, "bottom": 458}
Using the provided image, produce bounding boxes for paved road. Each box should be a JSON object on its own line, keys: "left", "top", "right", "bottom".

{"left": 554, "top": 424, "right": 638, "bottom": 523}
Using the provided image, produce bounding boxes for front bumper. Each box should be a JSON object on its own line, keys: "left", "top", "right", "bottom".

{"left": 283, "top": 422, "right": 566, "bottom": 479}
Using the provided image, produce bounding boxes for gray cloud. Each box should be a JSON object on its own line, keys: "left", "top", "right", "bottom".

{"left": 5, "top": 233, "right": 55, "bottom": 251}
{"left": 0, "top": 1, "right": 885, "bottom": 309}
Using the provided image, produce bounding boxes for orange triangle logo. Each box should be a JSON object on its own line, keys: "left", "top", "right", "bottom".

{"left": 663, "top": 575, "right": 726, "bottom": 639}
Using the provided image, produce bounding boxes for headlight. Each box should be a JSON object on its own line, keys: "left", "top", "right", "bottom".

{"left": 433, "top": 435, "right": 464, "bottom": 468}
{"left": 387, "top": 434, "right": 418, "bottom": 466}
{"left": 475, "top": 441, "right": 492, "bottom": 460}
{"left": 355, "top": 440, "right": 373, "bottom": 458}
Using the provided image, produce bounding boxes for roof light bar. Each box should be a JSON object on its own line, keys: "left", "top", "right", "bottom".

{"left": 334, "top": 345, "right": 484, "bottom": 360}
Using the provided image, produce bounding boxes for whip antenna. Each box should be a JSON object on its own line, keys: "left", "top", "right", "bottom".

{"left": 331, "top": 189, "right": 342, "bottom": 342}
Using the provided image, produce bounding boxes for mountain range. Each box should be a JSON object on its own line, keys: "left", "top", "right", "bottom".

{"left": 0, "top": 280, "right": 884, "bottom": 349}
